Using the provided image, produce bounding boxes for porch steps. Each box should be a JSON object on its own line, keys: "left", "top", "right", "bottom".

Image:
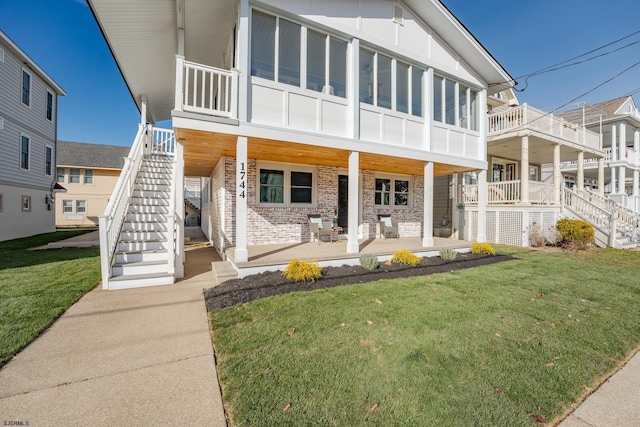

{"left": 212, "top": 261, "right": 238, "bottom": 284}
{"left": 109, "top": 154, "right": 176, "bottom": 289}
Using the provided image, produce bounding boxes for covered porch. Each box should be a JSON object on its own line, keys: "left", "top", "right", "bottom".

{"left": 224, "top": 236, "right": 471, "bottom": 278}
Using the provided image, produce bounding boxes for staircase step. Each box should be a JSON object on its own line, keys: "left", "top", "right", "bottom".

{"left": 108, "top": 272, "right": 174, "bottom": 290}
{"left": 126, "top": 212, "right": 168, "bottom": 222}
{"left": 112, "top": 259, "right": 170, "bottom": 276}
{"left": 121, "top": 230, "right": 169, "bottom": 241}
{"left": 138, "top": 170, "right": 172, "bottom": 177}
{"left": 133, "top": 190, "right": 171, "bottom": 198}
{"left": 135, "top": 178, "right": 171, "bottom": 187}
{"left": 129, "top": 197, "right": 171, "bottom": 206}
{"left": 122, "top": 222, "right": 168, "bottom": 232}
{"left": 127, "top": 205, "right": 169, "bottom": 215}
{"left": 212, "top": 261, "right": 238, "bottom": 284}
{"left": 118, "top": 240, "right": 169, "bottom": 252}
{"left": 115, "top": 250, "right": 168, "bottom": 264}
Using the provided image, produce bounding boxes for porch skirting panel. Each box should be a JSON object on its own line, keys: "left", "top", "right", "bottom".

{"left": 463, "top": 206, "right": 561, "bottom": 247}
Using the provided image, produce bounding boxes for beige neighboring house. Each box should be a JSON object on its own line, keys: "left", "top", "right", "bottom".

{"left": 56, "top": 141, "right": 130, "bottom": 227}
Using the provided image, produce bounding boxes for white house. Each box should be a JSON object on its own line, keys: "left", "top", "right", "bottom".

{"left": 88, "top": 0, "right": 514, "bottom": 289}
{"left": 0, "top": 29, "right": 66, "bottom": 242}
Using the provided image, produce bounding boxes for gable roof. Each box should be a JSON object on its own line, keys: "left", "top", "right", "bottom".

{"left": 558, "top": 96, "right": 632, "bottom": 125}
{"left": 0, "top": 30, "right": 66, "bottom": 96}
{"left": 57, "top": 141, "right": 131, "bottom": 170}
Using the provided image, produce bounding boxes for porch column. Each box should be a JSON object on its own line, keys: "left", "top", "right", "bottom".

{"left": 619, "top": 166, "right": 626, "bottom": 194}
{"left": 634, "top": 129, "right": 640, "bottom": 197}
{"left": 611, "top": 166, "right": 617, "bottom": 194}
{"left": 140, "top": 95, "right": 148, "bottom": 125}
{"left": 347, "top": 151, "right": 360, "bottom": 254}
{"left": 521, "top": 136, "right": 529, "bottom": 203}
{"left": 619, "top": 123, "right": 627, "bottom": 161}
{"left": 611, "top": 124, "right": 617, "bottom": 161}
{"left": 477, "top": 169, "right": 488, "bottom": 243}
{"left": 235, "top": 136, "right": 248, "bottom": 263}
{"left": 422, "top": 161, "right": 434, "bottom": 247}
{"left": 598, "top": 157, "right": 605, "bottom": 197}
{"left": 577, "top": 151, "right": 584, "bottom": 191}
{"left": 175, "top": 141, "right": 185, "bottom": 278}
{"left": 633, "top": 170, "right": 639, "bottom": 197}
{"left": 553, "top": 144, "right": 561, "bottom": 204}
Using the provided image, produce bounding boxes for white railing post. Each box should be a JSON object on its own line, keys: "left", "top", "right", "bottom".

{"left": 175, "top": 141, "right": 185, "bottom": 278}
{"left": 175, "top": 55, "right": 185, "bottom": 112}
{"left": 98, "top": 215, "right": 110, "bottom": 289}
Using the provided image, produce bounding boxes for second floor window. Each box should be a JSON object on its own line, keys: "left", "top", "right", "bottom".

{"left": 434, "top": 75, "right": 479, "bottom": 131}
{"left": 57, "top": 167, "right": 65, "bottom": 183}
{"left": 45, "top": 146, "right": 52, "bottom": 176}
{"left": 20, "top": 136, "right": 30, "bottom": 170}
{"left": 84, "top": 169, "right": 94, "bottom": 184}
{"left": 251, "top": 10, "right": 347, "bottom": 98}
{"left": 46, "top": 91, "right": 53, "bottom": 121}
{"left": 69, "top": 168, "right": 80, "bottom": 184}
{"left": 22, "top": 70, "right": 31, "bottom": 107}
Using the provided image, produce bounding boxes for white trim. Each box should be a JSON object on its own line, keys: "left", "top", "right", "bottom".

{"left": 19, "top": 134, "right": 30, "bottom": 171}
{"left": 21, "top": 68, "right": 32, "bottom": 108}
{"left": 373, "top": 172, "right": 412, "bottom": 208}
{"left": 256, "top": 161, "right": 317, "bottom": 207}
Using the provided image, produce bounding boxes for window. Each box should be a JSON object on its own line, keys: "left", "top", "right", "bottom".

{"left": 307, "top": 30, "right": 326, "bottom": 93}
{"left": 56, "top": 167, "right": 65, "bottom": 183}
{"left": 20, "top": 135, "right": 29, "bottom": 170}
{"left": 46, "top": 91, "right": 53, "bottom": 121}
{"left": 529, "top": 166, "right": 539, "bottom": 181}
{"left": 377, "top": 54, "right": 392, "bottom": 109}
{"left": 375, "top": 177, "right": 409, "bottom": 206}
{"left": 445, "top": 79, "right": 455, "bottom": 125}
{"left": 251, "top": 10, "right": 276, "bottom": 80}
{"left": 470, "top": 89, "right": 479, "bottom": 131}
{"left": 84, "top": 169, "right": 94, "bottom": 184}
{"left": 45, "top": 146, "right": 52, "bottom": 176}
{"left": 278, "top": 19, "right": 300, "bottom": 86}
{"left": 411, "top": 67, "right": 423, "bottom": 117}
{"left": 62, "top": 200, "right": 73, "bottom": 213}
{"left": 459, "top": 84, "right": 468, "bottom": 129}
{"left": 21, "top": 195, "right": 31, "bottom": 212}
{"left": 258, "top": 164, "right": 315, "bottom": 206}
{"left": 21, "top": 69, "right": 31, "bottom": 106}
{"left": 433, "top": 75, "right": 443, "bottom": 122}
{"left": 328, "top": 38, "right": 347, "bottom": 97}
{"left": 434, "top": 75, "right": 479, "bottom": 130}
{"left": 359, "top": 49, "right": 375, "bottom": 105}
{"left": 259, "top": 169, "right": 284, "bottom": 203}
{"left": 396, "top": 61, "right": 409, "bottom": 114}
{"left": 69, "top": 168, "right": 80, "bottom": 184}
{"left": 76, "top": 200, "right": 87, "bottom": 214}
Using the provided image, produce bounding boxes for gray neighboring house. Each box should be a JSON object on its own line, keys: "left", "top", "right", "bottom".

{"left": 0, "top": 29, "right": 66, "bottom": 241}
{"left": 56, "top": 141, "right": 131, "bottom": 228}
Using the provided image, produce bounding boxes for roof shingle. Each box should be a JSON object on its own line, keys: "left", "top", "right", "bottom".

{"left": 57, "top": 141, "right": 131, "bottom": 169}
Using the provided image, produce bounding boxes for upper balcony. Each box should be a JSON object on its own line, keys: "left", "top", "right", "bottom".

{"left": 488, "top": 104, "right": 601, "bottom": 152}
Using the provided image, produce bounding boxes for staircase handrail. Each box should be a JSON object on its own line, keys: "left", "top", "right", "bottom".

{"left": 563, "top": 187, "right": 612, "bottom": 234}
{"left": 99, "top": 124, "right": 148, "bottom": 288}
{"left": 579, "top": 188, "right": 640, "bottom": 240}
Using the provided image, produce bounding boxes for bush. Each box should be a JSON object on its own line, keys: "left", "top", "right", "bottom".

{"left": 471, "top": 242, "right": 496, "bottom": 256}
{"left": 391, "top": 249, "right": 421, "bottom": 266}
{"left": 439, "top": 248, "right": 458, "bottom": 260}
{"left": 282, "top": 259, "right": 323, "bottom": 283}
{"left": 359, "top": 253, "right": 379, "bottom": 270}
{"left": 555, "top": 218, "right": 595, "bottom": 250}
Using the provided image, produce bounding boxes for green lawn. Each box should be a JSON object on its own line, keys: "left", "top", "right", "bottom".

{"left": 210, "top": 247, "right": 640, "bottom": 426}
{"left": 0, "top": 230, "right": 101, "bottom": 366}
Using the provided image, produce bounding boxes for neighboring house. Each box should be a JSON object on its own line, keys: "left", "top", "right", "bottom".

{"left": 88, "top": 0, "right": 514, "bottom": 289}
{"left": 0, "top": 29, "right": 65, "bottom": 242}
{"left": 55, "top": 141, "right": 130, "bottom": 228}
{"left": 559, "top": 96, "right": 640, "bottom": 211}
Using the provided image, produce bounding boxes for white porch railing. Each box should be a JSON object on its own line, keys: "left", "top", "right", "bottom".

{"left": 562, "top": 187, "right": 613, "bottom": 239}
{"left": 574, "top": 188, "right": 640, "bottom": 242}
{"left": 175, "top": 56, "right": 238, "bottom": 119}
{"left": 529, "top": 181, "right": 554, "bottom": 204}
{"left": 488, "top": 104, "right": 600, "bottom": 150}
{"left": 463, "top": 180, "right": 554, "bottom": 205}
{"left": 99, "top": 126, "right": 178, "bottom": 289}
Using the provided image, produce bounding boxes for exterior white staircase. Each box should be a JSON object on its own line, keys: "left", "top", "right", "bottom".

{"left": 99, "top": 126, "right": 184, "bottom": 290}
{"left": 563, "top": 187, "right": 640, "bottom": 249}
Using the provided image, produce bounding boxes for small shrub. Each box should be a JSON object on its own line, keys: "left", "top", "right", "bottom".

{"left": 391, "top": 249, "right": 421, "bottom": 266}
{"left": 471, "top": 242, "right": 496, "bottom": 256}
{"left": 555, "top": 218, "right": 595, "bottom": 250}
{"left": 439, "top": 247, "right": 458, "bottom": 260}
{"left": 529, "top": 222, "right": 546, "bottom": 247}
{"left": 359, "top": 253, "right": 379, "bottom": 270}
{"left": 282, "top": 259, "right": 323, "bottom": 283}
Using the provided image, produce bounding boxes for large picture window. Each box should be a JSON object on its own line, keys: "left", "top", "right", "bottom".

{"left": 258, "top": 164, "right": 315, "bottom": 206}
{"left": 375, "top": 177, "right": 410, "bottom": 207}
{"left": 252, "top": 10, "right": 347, "bottom": 98}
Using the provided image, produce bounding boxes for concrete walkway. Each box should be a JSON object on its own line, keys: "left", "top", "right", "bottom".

{"left": 0, "top": 242, "right": 226, "bottom": 426}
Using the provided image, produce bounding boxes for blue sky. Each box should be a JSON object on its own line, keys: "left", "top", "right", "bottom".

{"left": 1, "top": 0, "right": 639, "bottom": 147}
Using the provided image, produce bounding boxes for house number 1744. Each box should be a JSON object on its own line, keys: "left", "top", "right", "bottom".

{"left": 239, "top": 162, "right": 246, "bottom": 199}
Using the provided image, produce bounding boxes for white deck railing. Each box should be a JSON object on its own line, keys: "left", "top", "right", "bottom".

{"left": 99, "top": 126, "right": 178, "bottom": 289}
{"left": 175, "top": 56, "right": 238, "bottom": 119}
{"left": 488, "top": 104, "right": 601, "bottom": 150}
{"left": 574, "top": 188, "right": 640, "bottom": 241}
{"left": 463, "top": 180, "right": 554, "bottom": 205}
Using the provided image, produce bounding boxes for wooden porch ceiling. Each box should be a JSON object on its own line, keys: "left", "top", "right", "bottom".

{"left": 175, "top": 128, "right": 474, "bottom": 177}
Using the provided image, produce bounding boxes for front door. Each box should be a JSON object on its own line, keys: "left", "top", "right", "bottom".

{"left": 338, "top": 175, "right": 348, "bottom": 229}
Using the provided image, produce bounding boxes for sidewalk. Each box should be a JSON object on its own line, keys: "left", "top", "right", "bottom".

{"left": 0, "top": 242, "right": 226, "bottom": 426}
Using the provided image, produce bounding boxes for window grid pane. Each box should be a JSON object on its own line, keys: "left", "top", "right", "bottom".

{"left": 396, "top": 62, "right": 409, "bottom": 114}
{"left": 377, "top": 54, "right": 392, "bottom": 109}
{"left": 278, "top": 19, "right": 301, "bottom": 86}
{"left": 290, "top": 171, "right": 312, "bottom": 203}
{"left": 56, "top": 168, "right": 65, "bottom": 183}
{"left": 306, "top": 30, "right": 326, "bottom": 92}
{"left": 329, "top": 37, "right": 347, "bottom": 97}
{"left": 375, "top": 178, "right": 391, "bottom": 205}
{"left": 459, "top": 85, "right": 468, "bottom": 129}
{"left": 394, "top": 180, "right": 409, "bottom": 206}
{"left": 69, "top": 168, "right": 80, "bottom": 184}
{"left": 63, "top": 200, "right": 73, "bottom": 213}
{"left": 46, "top": 92, "right": 53, "bottom": 120}
{"left": 76, "top": 200, "right": 86, "bottom": 213}
{"left": 259, "top": 169, "right": 284, "bottom": 203}
{"left": 84, "top": 169, "right": 94, "bottom": 184}
{"left": 45, "top": 147, "right": 52, "bottom": 175}
{"left": 20, "top": 136, "right": 29, "bottom": 169}
{"left": 445, "top": 79, "right": 455, "bottom": 125}
{"left": 22, "top": 71, "right": 30, "bottom": 106}
{"left": 411, "top": 68, "right": 422, "bottom": 117}
{"left": 251, "top": 11, "right": 276, "bottom": 80}
{"left": 434, "top": 76, "right": 443, "bottom": 122}
{"left": 359, "top": 49, "right": 374, "bottom": 104}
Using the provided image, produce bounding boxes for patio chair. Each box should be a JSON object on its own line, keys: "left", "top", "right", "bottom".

{"left": 378, "top": 214, "right": 399, "bottom": 239}
{"left": 308, "top": 214, "right": 333, "bottom": 244}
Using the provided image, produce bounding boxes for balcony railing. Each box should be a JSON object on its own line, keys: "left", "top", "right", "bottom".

{"left": 488, "top": 104, "right": 601, "bottom": 150}
{"left": 175, "top": 56, "right": 238, "bottom": 119}
{"left": 463, "top": 180, "right": 555, "bottom": 205}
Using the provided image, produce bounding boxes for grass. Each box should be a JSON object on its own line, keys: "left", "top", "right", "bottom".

{"left": 210, "top": 247, "right": 640, "bottom": 426}
{"left": 0, "top": 230, "right": 100, "bottom": 366}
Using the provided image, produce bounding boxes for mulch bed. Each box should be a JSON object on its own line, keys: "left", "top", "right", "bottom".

{"left": 205, "top": 253, "right": 515, "bottom": 311}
